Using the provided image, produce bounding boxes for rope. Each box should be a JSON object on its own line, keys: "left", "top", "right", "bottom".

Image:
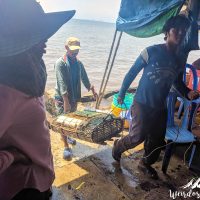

{"left": 96, "top": 31, "right": 123, "bottom": 109}
{"left": 183, "top": 141, "right": 194, "bottom": 166}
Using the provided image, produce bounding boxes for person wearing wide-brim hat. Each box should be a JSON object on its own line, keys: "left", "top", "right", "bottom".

{"left": 0, "top": 0, "right": 75, "bottom": 199}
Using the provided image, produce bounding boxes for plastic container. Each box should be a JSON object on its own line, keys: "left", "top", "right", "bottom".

{"left": 111, "top": 93, "right": 134, "bottom": 128}
{"left": 112, "top": 93, "right": 134, "bottom": 109}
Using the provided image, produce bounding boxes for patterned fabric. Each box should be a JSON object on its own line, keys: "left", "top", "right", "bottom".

{"left": 119, "top": 44, "right": 190, "bottom": 108}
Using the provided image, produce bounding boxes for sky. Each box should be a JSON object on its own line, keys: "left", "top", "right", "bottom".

{"left": 39, "top": 0, "right": 121, "bottom": 23}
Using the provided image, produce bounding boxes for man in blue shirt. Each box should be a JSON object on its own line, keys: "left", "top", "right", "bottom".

{"left": 112, "top": 15, "right": 200, "bottom": 179}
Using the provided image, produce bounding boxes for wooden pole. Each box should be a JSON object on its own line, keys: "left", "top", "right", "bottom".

{"left": 96, "top": 32, "right": 123, "bottom": 109}
{"left": 96, "top": 30, "right": 118, "bottom": 108}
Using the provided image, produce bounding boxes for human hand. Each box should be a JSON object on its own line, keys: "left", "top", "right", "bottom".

{"left": 90, "top": 85, "right": 98, "bottom": 101}
{"left": 117, "top": 96, "right": 124, "bottom": 105}
{"left": 9, "top": 149, "right": 31, "bottom": 165}
{"left": 187, "top": 90, "right": 200, "bottom": 100}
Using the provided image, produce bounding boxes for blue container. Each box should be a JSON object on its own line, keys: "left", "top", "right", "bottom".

{"left": 112, "top": 93, "right": 134, "bottom": 110}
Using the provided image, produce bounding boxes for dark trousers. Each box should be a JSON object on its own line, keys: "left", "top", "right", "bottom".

{"left": 12, "top": 188, "right": 51, "bottom": 200}
{"left": 116, "top": 101, "right": 167, "bottom": 165}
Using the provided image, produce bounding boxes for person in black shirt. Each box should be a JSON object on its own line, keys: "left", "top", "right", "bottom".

{"left": 112, "top": 15, "right": 200, "bottom": 179}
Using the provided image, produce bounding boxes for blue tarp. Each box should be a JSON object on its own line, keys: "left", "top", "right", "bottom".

{"left": 116, "top": 0, "right": 185, "bottom": 37}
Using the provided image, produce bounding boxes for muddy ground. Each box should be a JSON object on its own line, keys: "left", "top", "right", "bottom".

{"left": 49, "top": 128, "right": 199, "bottom": 200}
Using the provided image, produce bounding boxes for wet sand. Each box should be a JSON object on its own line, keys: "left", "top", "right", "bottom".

{"left": 49, "top": 128, "right": 198, "bottom": 200}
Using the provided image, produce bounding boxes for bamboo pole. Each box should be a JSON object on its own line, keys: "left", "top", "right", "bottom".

{"left": 96, "top": 31, "right": 123, "bottom": 109}
{"left": 96, "top": 30, "right": 118, "bottom": 108}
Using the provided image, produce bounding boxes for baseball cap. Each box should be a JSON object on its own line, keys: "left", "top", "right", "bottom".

{"left": 66, "top": 37, "right": 81, "bottom": 51}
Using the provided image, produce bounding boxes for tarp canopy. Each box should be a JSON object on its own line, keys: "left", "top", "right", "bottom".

{"left": 116, "top": 0, "right": 185, "bottom": 37}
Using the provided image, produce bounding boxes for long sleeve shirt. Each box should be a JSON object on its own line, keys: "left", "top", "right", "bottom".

{"left": 55, "top": 55, "right": 91, "bottom": 104}
{"left": 119, "top": 44, "right": 191, "bottom": 109}
{"left": 0, "top": 85, "right": 54, "bottom": 200}
{"left": 0, "top": 151, "right": 14, "bottom": 174}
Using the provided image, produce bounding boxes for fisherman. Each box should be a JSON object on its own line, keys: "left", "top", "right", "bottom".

{"left": 54, "top": 37, "right": 97, "bottom": 160}
{"left": 0, "top": 0, "right": 75, "bottom": 199}
{"left": 112, "top": 15, "right": 200, "bottom": 179}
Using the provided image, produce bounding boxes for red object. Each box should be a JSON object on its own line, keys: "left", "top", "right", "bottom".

{"left": 188, "top": 69, "right": 200, "bottom": 91}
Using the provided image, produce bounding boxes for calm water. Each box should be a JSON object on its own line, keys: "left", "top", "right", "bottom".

{"left": 43, "top": 19, "right": 200, "bottom": 94}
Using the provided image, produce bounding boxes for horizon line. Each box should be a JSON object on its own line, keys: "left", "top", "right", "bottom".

{"left": 71, "top": 18, "right": 116, "bottom": 24}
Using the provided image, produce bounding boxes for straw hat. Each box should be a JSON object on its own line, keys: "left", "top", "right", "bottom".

{"left": 0, "top": 0, "right": 76, "bottom": 57}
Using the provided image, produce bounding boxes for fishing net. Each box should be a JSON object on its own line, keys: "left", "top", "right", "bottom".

{"left": 50, "top": 110, "right": 124, "bottom": 143}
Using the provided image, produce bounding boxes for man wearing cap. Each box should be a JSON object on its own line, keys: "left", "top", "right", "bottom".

{"left": 54, "top": 37, "right": 97, "bottom": 160}
{"left": 55, "top": 37, "right": 97, "bottom": 115}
